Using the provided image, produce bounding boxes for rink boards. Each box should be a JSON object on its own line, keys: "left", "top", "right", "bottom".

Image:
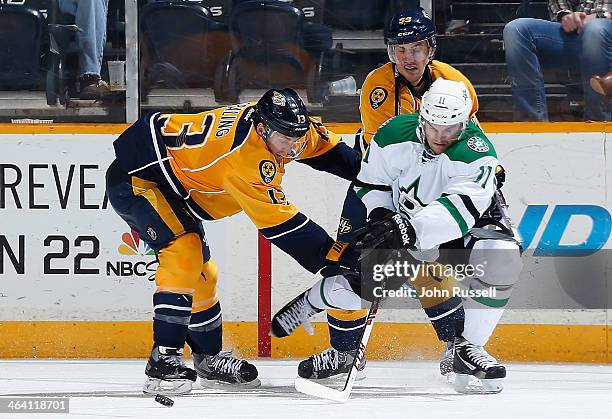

{"left": 0, "top": 122, "right": 610, "bottom": 361}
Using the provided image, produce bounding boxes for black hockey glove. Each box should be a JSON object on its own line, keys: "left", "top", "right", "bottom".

{"left": 356, "top": 208, "right": 417, "bottom": 259}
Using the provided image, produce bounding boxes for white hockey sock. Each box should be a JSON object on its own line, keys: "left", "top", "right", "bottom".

{"left": 462, "top": 238, "right": 521, "bottom": 346}
{"left": 462, "top": 301, "right": 505, "bottom": 347}
{"left": 307, "top": 275, "right": 363, "bottom": 311}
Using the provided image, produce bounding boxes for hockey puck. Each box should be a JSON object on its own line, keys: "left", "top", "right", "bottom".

{"left": 154, "top": 394, "right": 174, "bottom": 407}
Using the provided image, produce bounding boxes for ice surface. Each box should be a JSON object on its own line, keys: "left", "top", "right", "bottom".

{"left": 1, "top": 359, "right": 611, "bottom": 418}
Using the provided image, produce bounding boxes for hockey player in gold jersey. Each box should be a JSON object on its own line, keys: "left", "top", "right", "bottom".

{"left": 303, "top": 8, "right": 482, "bottom": 382}
{"left": 360, "top": 8, "right": 479, "bottom": 146}
{"left": 106, "top": 88, "right": 361, "bottom": 395}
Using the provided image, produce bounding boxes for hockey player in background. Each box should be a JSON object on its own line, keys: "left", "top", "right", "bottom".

{"left": 272, "top": 79, "right": 522, "bottom": 393}
{"left": 308, "top": 7, "right": 483, "bottom": 382}
{"left": 106, "top": 89, "right": 362, "bottom": 395}
{"left": 359, "top": 7, "right": 479, "bottom": 146}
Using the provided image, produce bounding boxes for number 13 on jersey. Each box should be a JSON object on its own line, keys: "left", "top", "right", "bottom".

{"left": 267, "top": 188, "right": 288, "bottom": 205}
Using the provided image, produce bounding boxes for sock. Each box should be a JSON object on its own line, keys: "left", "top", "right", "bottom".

{"left": 187, "top": 301, "right": 222, "bottom": 355}
{"left": 327, "top": 313, "right": 366, "bottom": 352}
{"left": 425, "top": 304, "right": 465, "bottom": 342}
{"left": 153, "top": 292, "right": 192, "bottom": 348}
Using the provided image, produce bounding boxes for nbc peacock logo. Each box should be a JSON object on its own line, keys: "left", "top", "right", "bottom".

{"left": 118, "top": 229, "right": 155, "bottom": 256}
{"left": 106, "top": 230, "right": 157, "bottom": 277}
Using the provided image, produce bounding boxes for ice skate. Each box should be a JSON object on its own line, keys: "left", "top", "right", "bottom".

{"left": 194, "top": 350, "right": 260, "bottom": 389}
{"left": 298, "top": 347, "right": 366, "bottom": 381}
{"left": 271, "top": 290, "right": 322, "bottom": 337}
{"left": 453, "top": 336, "right": 505, "bottom": 394}
{"left": 143, "top": 346, "right": 197, "bottom": 395}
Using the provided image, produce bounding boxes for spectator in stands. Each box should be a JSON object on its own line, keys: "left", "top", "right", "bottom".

{"left": 59, "top": 0, "right": 110, "bottom": 99}
{"left": 591, "top": 70, "right": 612, "bottom": 98}
{"left": 503, "top": 1, "right": 611, "bottom": 121}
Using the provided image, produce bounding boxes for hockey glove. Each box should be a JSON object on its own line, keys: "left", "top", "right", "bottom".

{"left": 356, "top": 209, "right": 417, "bottom": 259}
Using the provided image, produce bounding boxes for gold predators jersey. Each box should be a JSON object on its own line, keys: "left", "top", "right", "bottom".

{"left": 360, "top": 61, "right": 479, "bottom": 143}
{"left": 115, "top": 102, "right": 341, "bottom": 231}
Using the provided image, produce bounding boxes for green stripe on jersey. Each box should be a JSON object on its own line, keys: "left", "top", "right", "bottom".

{"left": 437, "top": 196, "right": 469, "bottom": 235}
{"left": 355, "top": 186, "right": 371, "bottom": 199}
{"left": 473, "top": 295, "right": 510, "bottom": 308}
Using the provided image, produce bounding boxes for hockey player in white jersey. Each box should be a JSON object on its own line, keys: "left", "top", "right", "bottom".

{"left": 272, "top": 78, "right": 522, "bottom": 393}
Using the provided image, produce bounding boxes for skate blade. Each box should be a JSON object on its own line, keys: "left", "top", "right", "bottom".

{"left": 143, "top": 378, "right": 193, "bottom": 396}
{"left": 445, "top": 371, "right": 456, "bottom": 384}
{"left": 304, "top": 369, "right": 367, "bottom": 385}
{"left": 453, "top": 374, "right": 503, "bottom": 394}
{"left": 199, "top": 377, "right": 262, "bottom": 390}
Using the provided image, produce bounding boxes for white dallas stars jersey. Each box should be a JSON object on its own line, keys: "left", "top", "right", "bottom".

{"left": 355, "top": 113, "right": 498, "bottom": 249}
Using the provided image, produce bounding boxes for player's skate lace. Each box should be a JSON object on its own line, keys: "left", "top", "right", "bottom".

{"left": 165, "top": 355, "right": 186, "bottom": 368}
{"left": 274, "top": 293, "right": 317, "bottom": 335}
{"left": 159, "top": 349, "right": 186, "bottom": 367}
{"left": 195, "top": 350, "right": 259, "bottom": 386}
{"left": 298, "top": 347, "right": 365, "bottom": 379}
{"left": 151, "top": 346, "right": 189, "bottom": 373}
{"left": 466, "top": 345, "right": 500, "bottom": 370}
{"left": 312, "top": 348, "right": 340, "bottom": 371}
{"left": 210, "top": 350, "right": 246, "bottom": 378}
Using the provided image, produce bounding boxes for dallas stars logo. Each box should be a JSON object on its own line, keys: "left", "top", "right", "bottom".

{"left": 398, "top": 177, "right": 426, "bottom": 218}
{"left": 467, "top": 136, "right": 490, "bottom": 153}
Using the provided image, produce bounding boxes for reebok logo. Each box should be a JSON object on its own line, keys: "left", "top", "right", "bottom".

{"left": 392, "top": 214, "right": 413, "bottom": 247}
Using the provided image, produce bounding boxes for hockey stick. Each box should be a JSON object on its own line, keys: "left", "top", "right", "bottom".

{"left": 294, "top": 295, "right": 381, "bottom": 403}
{"left": 492, "top": 190, "right": 517, "bottom": 239}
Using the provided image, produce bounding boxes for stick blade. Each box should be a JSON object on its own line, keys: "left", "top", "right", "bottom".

{"left": 294, "top": 377, "right": 349, "bottom": 403}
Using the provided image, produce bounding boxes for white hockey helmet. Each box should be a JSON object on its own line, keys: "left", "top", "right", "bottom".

{"left": 417, "top": 78, "right": 472, "bottom": 150}
{"left": 420, "top": 78, "right": 472, "bottom": 126}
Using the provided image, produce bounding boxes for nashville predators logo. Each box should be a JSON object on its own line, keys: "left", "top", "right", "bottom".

{"left": 272, "top": 91, "right": 286, "bottom": 106}
{"left": 338, "top": 217, "right": 352, "bottom": 235}
{"left": 370, "top": 87, "right": 387, "bottom": 109}
{"left": 259, "top": 160, "right": 276, "bottom": 184}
